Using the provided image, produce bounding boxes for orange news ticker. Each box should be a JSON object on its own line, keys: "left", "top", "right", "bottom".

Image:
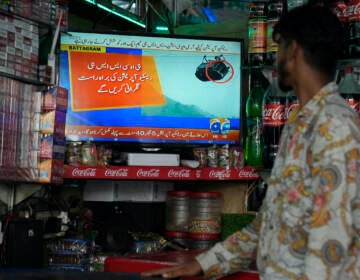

{"left": 65, "top": 125, "right": 240, "bottom": 141}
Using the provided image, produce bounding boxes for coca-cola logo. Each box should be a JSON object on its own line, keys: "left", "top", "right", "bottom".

{"left": 263, "top": 104, "right": 286, "bottom": 125}
{"left": 136, "top": 168, "right": 160, "bottom": 178}
{"left": 104, "top": 168, "right": 128, "bottom": 177}
{"left": 208, "top": 169, "right": 231, "bottom": 179}
{"left": 168, "top": 169, "right": 191, "bottom": 178}
{"left": 72, "top": 168, "right": 96, "bottom": 177}
{"left": 238, "top": 169, "right": 258, "bottom": 178}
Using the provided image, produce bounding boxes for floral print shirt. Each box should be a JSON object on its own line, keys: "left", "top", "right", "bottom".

{"left": 196, "top": 82, "right": 360, "bottom": 279}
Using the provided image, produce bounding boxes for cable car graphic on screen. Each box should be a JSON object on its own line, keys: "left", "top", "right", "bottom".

{"left": 195, "top": 55, "right": 231, "bottom": 82}
{"left": 210, "top": 118, "right": 230, "bottom": 134}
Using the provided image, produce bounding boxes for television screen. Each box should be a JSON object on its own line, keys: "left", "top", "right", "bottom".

{"left": 60, "top": 32, "right": 243, "bottom": 145}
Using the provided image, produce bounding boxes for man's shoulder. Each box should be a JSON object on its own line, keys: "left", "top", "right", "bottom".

{"left": 320, "top": 94, "right": 359, "bottom": 123}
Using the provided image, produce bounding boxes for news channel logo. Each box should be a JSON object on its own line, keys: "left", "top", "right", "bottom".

{"left": 210, "top": 118, "right": 230, "bottom": 134}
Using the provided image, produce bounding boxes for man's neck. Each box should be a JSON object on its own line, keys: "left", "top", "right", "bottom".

{"left": 294, "top": 67, "right": 331, "bottom": 107}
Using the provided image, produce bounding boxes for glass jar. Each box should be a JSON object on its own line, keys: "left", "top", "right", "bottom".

{"left": 66, "top": 141, "right": 82, "bottom": 166}
{"left": 188, "top": 191, "right": 222, "bottom": 234}
{"left": 165, "top": 191, "right": 191, "bottom": 232}
{"left": 81, "top": 141, "right": 97, "bottom": 166}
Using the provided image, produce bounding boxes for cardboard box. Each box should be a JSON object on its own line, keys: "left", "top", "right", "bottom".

{"left": 126, "top": 153, "right": 180, "bottom": 166}
{"left": 37, "top": 159, "right": 64, "bottom": 184}
{"left": 42, "top": 86, "right": 68, "bottom": 112}
{"left": 40, "top": 110, "right": 66, "bottom": 135}
{"left": 39, "top": 133, "right": 65, "bottom": 159}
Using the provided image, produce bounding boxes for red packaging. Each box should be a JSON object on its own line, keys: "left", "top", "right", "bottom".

{"left": 42, "top": 86, "right": 68, "bottom": 112}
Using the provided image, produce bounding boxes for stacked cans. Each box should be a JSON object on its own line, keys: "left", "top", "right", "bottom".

{"left": 165, "top": 191, "right": 223, "bottom": 249}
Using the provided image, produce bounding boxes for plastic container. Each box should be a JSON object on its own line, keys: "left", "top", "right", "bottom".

{"left": 188, "top": 191, "right": 222, "bottom": 234}
{"left": 165, "top": 191, "right": 191, "bottom": 232}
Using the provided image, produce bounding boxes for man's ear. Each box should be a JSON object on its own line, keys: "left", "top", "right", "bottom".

{"left": 286, "top": 40, "right": 299, "bottom": 60}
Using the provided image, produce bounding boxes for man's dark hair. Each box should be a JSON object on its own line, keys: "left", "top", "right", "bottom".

{"left": 273, "top": 5, "right": 345, "bottom": 79}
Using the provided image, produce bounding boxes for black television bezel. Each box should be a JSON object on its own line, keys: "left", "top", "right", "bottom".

{"left": 59, "top": 30, "right": 245, "bottom": 150}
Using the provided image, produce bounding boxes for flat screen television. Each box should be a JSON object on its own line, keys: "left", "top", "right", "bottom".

{"left": 60, "top": 31, "right": 243, "bottom": 146}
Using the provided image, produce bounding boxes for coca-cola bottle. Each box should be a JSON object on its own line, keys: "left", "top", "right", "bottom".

{"left": 338, "top": 67, "right": 360, "bottom": 114}
{"left": 285, "top": 91, "right": 299, "bottom": 122}
{"left": 347, "top": 0, "right": 360, "bottom": 58}
{"left": 327, "top": 0, "right": 349, "bottom": 58}
{"left": 262, "top": 71, "right": 287, "bottom": 169}
{"left": 245, "top": 72, "right": 266, "bottom": 167}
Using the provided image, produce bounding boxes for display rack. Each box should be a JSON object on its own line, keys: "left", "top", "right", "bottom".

{"left": 63, "top": 165, "right": 259, "bottom": 181}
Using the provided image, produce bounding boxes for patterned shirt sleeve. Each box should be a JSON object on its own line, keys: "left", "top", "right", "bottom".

{"left": 195, "top": 211, "right": 261, "bottom": 279}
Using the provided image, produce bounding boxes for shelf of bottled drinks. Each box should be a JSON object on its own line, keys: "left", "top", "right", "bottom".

{"left": 245, "top": 62, "right": 360, "bottom": 170}
{"left": 244, "top": 0, "right": 360, "bottom": 170}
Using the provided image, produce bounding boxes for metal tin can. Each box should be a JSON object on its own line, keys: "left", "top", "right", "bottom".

{"left": 188, "top": 233, "right": 220, "bottom": 249}
{"left": 188, "top": 191, "right": 222, "bottom": 234}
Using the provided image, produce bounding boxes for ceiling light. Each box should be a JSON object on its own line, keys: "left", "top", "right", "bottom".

{"left": 83, "top": 0, "right": 146, "bottom": 28}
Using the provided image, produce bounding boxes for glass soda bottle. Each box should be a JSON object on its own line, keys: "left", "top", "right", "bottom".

{"left": 338, "top": 67, "right": 360, "bottom": 115}
{"left": 347, "top": 0, "right": 360, "bottom": 58}
{"left": 327, "top": 0, "right": 349, "bottom": 58}
{"left": 245, "top": 73, "right": 266, "bottom": 167}
{"left": 262, "top": 71, "right": 287, "bottom": 170}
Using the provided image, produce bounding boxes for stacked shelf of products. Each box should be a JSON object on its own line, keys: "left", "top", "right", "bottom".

{"left": 46, "top": 238, "right": 94, "bottom": 272}
{"left": 63, "top": 140, "right": 259, "bottom": 180}
{"left": 0, "top": 1, "right": 69, "bottom": 183}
